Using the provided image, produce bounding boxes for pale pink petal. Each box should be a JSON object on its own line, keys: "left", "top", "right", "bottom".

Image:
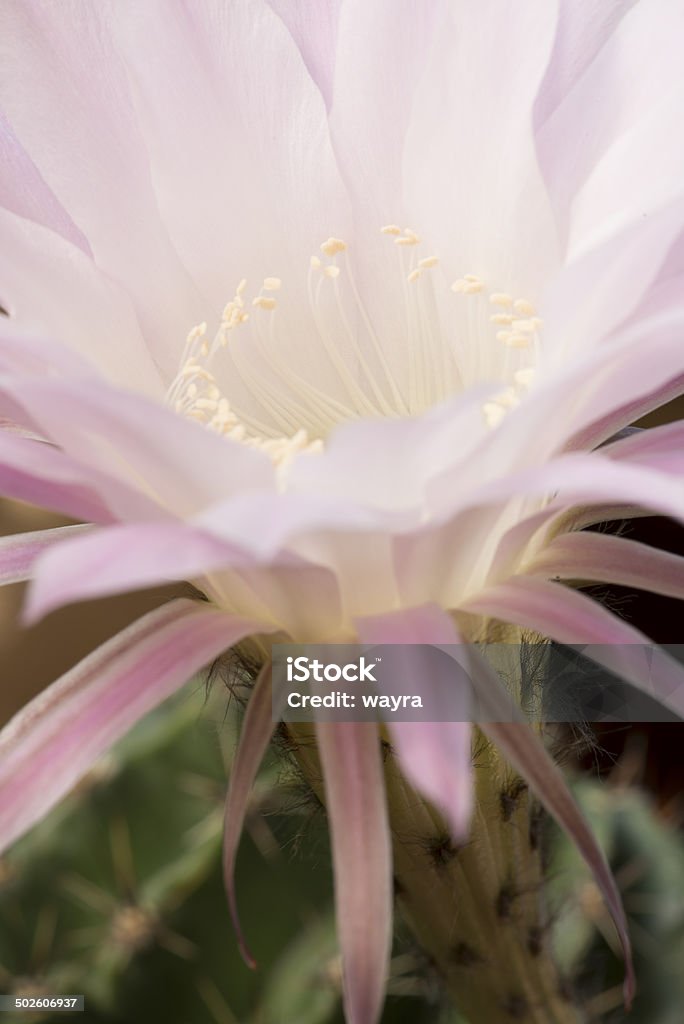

{"left": 403, "top": 0, "right": 559, "bottom": 294}
{"left": 0, "top": 598, "right": 259, "bottom": 852}
{"left": 267, "top": 0, "right": 341, "bottom": 108}
{"left": 526, "top": 531, "right": 684, "bottom": 600}
{"left": 602, "top": 421, "right": 684, "bottom": 474}
{"left": 0, "top": 108, "right": 90, "bottom": 253}
{"left": 0, "top": 430, "right": 124, "bottom": 523}
{"left": 0, "top": 0, "right": 205, "bottom": 377}
{"left": 23, "top": 522, "right": 251, "bottom": 623}
{"left": 1, "top": 374, "right": 275, "bottom": 517}
{"left": 222, "top": 664, "right": 275, "bottom": 968}
{"left": 463, "top": 577, "right": 684, "bottom": 717}
{"left": 356, "top": 604, "right": 472, "bottom": 840}
{"left": 0, "top": 209, "right": 164, "bottom": 395}
{"left": 330, "top": 0, "right": 444, "bottom": 220}
{"left": 105, "top": 0, "right": 351, "bottom": 320}
{"left": 534, "top": 0, "right": 637, "bottom": 128}
{"left": 471, "top": 649, "right": 634, "bottom": 1008}
{"left": 536, "top": 1, "right": 684, "bottom": 255}
{"left": 542, "top": 205, "right": 684, "bottom": 365}
{"left": 0, "top": 525, "right": 91, "bottom": 586}
{"left": 317, "top": 721, "right": 392, "bottom": 1024}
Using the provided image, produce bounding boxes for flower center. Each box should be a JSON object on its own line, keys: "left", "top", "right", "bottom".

{"left": 166, "top": 226, "right": 541, "bottom": 467}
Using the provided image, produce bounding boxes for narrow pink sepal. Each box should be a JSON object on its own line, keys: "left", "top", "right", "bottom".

{"left": 527, "top": 531, "right": 684, "bottom": 600}
{"left": 316, "top": 721, "right": 392, "bottom": 1024}
{"left": 356, "top": 604, "right": 473, "bottom": 840}
{"left": 222, "top": 664, "right": 276, "bottom": 969}
{"left": 0, "top": 524, "right": 91, "bottom": 586}
{"left": 0, "top": 598, "right": 257, "bottom": 852}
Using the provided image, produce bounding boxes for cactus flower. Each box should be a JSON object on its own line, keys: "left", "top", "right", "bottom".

{"left": 1, "top": 2, "right": 684, "bottom": 1021}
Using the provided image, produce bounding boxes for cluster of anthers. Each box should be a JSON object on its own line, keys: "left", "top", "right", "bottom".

{"left": 166, "top": 227, "right": 542, "bottom": 473}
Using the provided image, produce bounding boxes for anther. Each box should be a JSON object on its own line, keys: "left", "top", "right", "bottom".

{"left": 252, "top": 296, "right": 277, "bottom": 311}
{"left": 513, "top": 298, "right": 535, "bottom": 315}
{"left": 418, "top": 256, "right": 439, "bottom": 268}
{"left": 320, "top": 237, "right": 347, "bottom": 256}
{"left": 491, "top": 314, "right": 514, "bottom": 325}
{"left": 407, "top": 268, "right": 422, "bottom": 284}
{"left": 323, "top": 265, "right": 341, "bottom": 279}
{"left": 505, "top": 334, "right": 531, "bottom": 349}
{"left": 310, "top": 256, "right": 322, "bottom": 270}
{"left": 489, "top": 292, "right": 513, "bottom": 307}
{"left": 380, "top": 224, "right": 402, "bottom": 235}
{"left": 263, "top": 277, "right": 282, "bottom": 291}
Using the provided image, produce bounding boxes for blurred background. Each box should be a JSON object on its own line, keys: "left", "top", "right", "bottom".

{"left": 1, "top": 398, "right": 683, "bottom": 1023}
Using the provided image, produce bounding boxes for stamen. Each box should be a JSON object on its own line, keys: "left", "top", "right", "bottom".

{"left": 167, "top": 222, "right": 544, "bottom": 463}
{"left": 320, "top": 237, "right": 347, "bottom": 256}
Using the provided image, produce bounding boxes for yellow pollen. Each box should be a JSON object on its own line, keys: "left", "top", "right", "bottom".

{"left": 252, "top": 296, "right": 277, "bottom": 311}
{"left": 323, "top": 265, "right": 341, "bottom": 279}
{"left": 418, "top": 256, "right": 439, "bottom": 269}
{"left": 489, "top": 292, "right": 513, "bottom": 307}
{"left": 380, "top": 224, "right": 402, "bottom": 235}
{"left": 407, "top": 268, "right": 422, "bottom": 284}
{"left": 263, "top": 277, "right": 282, "bottom": 291}
{"left": 320, "top": 237, "right": 347, "bottom": 256}
{"left": 395, "top": 228, "right": 420, "bottom": 246}
{"left": 513, "top": 298, "right": 536, "bottom": 315}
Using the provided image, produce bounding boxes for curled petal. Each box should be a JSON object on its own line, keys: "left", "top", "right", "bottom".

{"left": 317, "top": 721, "right": 392, "bottom": 1024}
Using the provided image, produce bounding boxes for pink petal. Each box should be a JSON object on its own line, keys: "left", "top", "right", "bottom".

{"left": 222, "top": 664, "right": 275, "bottom": 969}
{"left": 0, "top": 108, "right": 90, "bottom": 253}
{"left": 267, "top": 0, "right": 341, "bottom": 109}
{"left": 23, "top": 521, "right": 249, "bottom": 623}
{"left": 0, "top": 208, "right": 164, "bottom": 395}
{"left": 403, "top": 0, "right": 559, "bottom": 293}
{"left": 104, "top": 0, "right": 351, "bottom": 320}
{"left": 534, "top": 1, "right": 636, "bottom": 129}
{"left": 463, "top": 577, "right": 684, "bottom": 717}
{"left": 356, "top": 604, "right": 472, "bottom": 840}
{"left": 317, "top": 721, "right": 392, "bottom": 1024}
{"left": 0, "top": 1, "right": 205, "bottom": 377}
{"left": 536, "top": 2, "right": 684, "bottom": 255}
{"left": 0, "top": 598, "right": 259, "bottom": 852}
{"left": 0, "top": 430, "right": 121, "bottom": 523}
{"left": 471, "top": 647, "right": 635, "bottom": 1008}
{"left": 526, "top": 531, "right": 684, "bottom": 600}
{"left": 0, "top": 524, "right": 91, "bottom": 586}
{"left": 1, "top": 373, "right": 274, "bottom": 518}
{"left": 602, "top": 420, "right": 684, "bottom": 474}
